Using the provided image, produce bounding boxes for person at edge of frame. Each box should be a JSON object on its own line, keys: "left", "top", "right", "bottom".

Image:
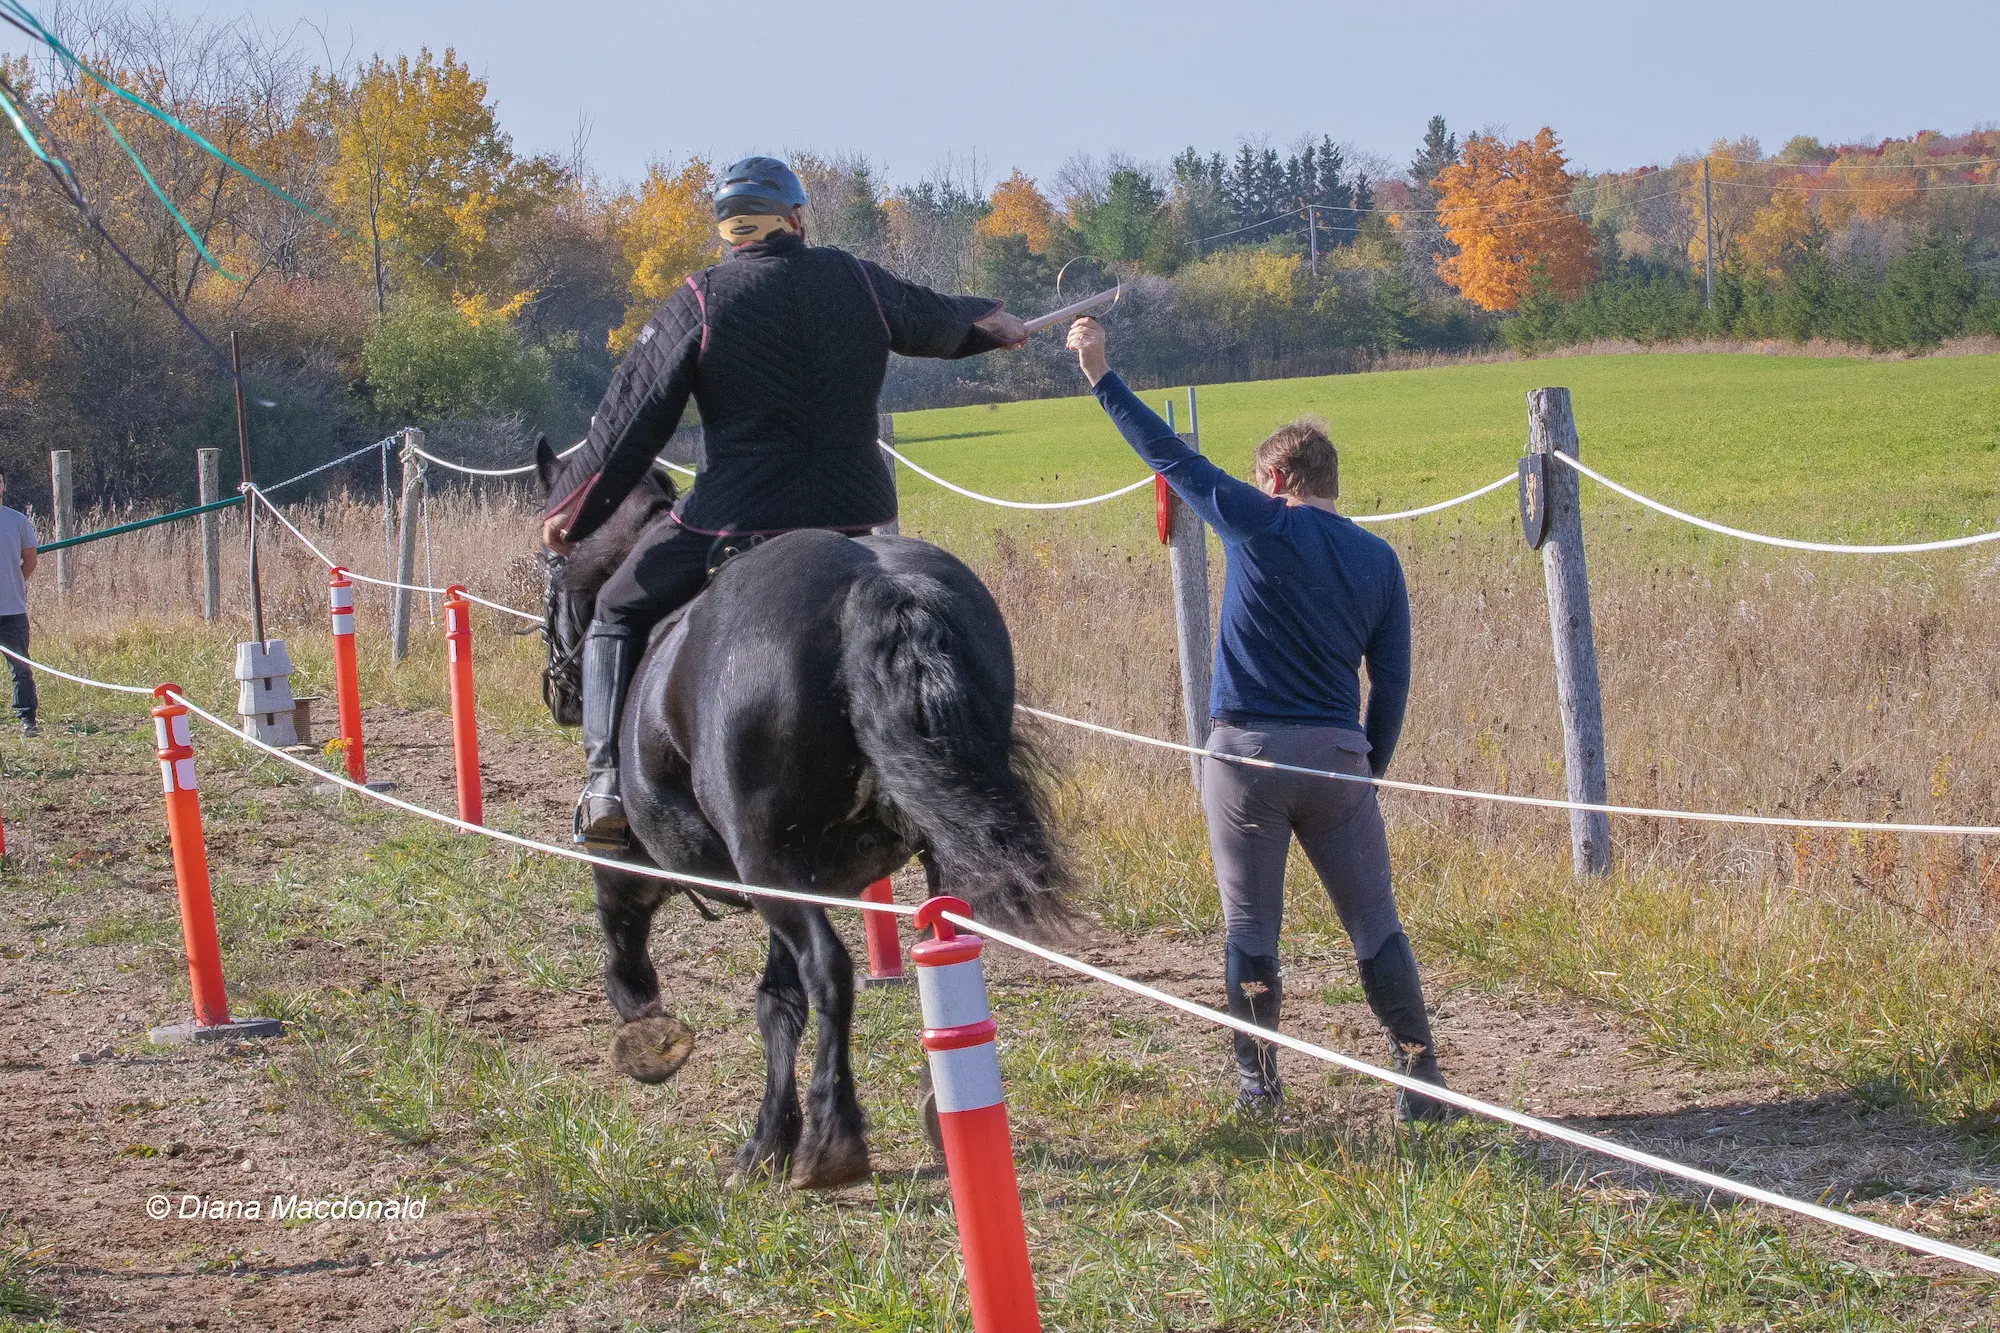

{"left": 539, "top": 156, "right": 1032, "bottom": 851}
{"left": 0, "top": 468, "right": 39, "bottom": 737}
{"left": 1063, "top": 315, "right": 1451, "bottom": 1122}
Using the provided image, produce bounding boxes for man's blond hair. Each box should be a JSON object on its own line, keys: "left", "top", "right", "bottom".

{"left": 1253, "top": 417, "right": 1338, "bottom": 499}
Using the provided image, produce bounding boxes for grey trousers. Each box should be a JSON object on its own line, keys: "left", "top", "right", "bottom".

{"left": 1201, "top": 725, "right": 1403, "bottom": 962}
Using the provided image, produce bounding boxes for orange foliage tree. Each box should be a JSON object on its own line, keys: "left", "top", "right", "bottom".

{"left": 977, "top": 169, "right": 1056, "bottom": 253}
{"left": 1432, "top": 127, "right": 1594, "bottom": 311}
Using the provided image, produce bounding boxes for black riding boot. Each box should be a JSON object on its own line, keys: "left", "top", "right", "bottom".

{"left": 1225, "top": 944, "right": 1284, "bottom": 1113}
{"left": 1358, "top": 932, "right": 1452, "bottom": 1123}
{"left": 575, "top": 623, "right": 637, "bottom": 850}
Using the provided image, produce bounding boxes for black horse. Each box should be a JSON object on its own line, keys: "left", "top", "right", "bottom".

{"left": 535, "top": 442, "right": 1069, "bottom": 1188}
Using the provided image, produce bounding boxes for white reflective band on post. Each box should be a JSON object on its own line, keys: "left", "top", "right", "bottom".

{"left": 916, "top": 958, "right": 992, "bottom": 1029}
{"left": 449, "top": 607, "right": 469, "bottom": 634}
{"left": 154, "top": 717, "right": 171, "bottom": 749}
{"left": 448, "top": 640, "right": 461, "bottom": 663}
{"left": 174, "top": 758, "right": 195, "bottom": 791}
{"left": 332, "top": 612, "right": 353, "bottom": 635}
{"left": 928, "top": 1041, "right": 1005, "bottom": 1114}
{"left": 159, "top": 760, "right": 174, "bottom": 794}
{"left": 330, "top": 586, "right": 354, "bottom": 611}
{"left": 172, "top": 715, "right": 190, "bottom": 748}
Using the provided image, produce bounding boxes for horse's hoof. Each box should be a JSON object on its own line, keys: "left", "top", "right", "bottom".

{"left": 789, "top": 1139, "right": 871, "bottom": 1191}
{"left": 610, "top": 1015, "right": 695, "bottom": 1084}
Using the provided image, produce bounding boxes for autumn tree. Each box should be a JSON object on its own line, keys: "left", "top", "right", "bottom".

{"left": 310, "top": 48, "right": 558, "bottom": 311}
{"left": 606, "top": 158, "right": 717, "bottom": 353}
{"left": 977, "top": 169, "right": 1055, "bottom": 252}
{"left": 1432, "top": 127, "right": 1594, "bottom": 311}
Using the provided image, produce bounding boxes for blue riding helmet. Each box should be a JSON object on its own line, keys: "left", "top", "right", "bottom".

{"left": 713, "top": 156, "right": 809, "bottom": 220}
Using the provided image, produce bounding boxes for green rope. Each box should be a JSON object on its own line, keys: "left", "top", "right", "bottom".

{"left": 0, "top": 76, "right": 53, "bottom": 166}
{"left": 0, "top": 0, "right": 346, "bottom": 239}
{"left": 39, "top": 494, "right": 243, "bottom": 553}
{"left": 88, "top": 100, "right": 239, "bottom": 279}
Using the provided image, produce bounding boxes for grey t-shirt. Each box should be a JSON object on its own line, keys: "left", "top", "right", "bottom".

{"left": 0, "top": 507, "right": 36, "bottom": 616}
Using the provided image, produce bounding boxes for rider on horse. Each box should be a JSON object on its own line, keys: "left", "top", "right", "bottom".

{"left": 541, "top": 156, "right": 1030, "bottom": 849}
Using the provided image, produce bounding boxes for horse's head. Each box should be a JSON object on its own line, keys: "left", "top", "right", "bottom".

{"left": 535, "top": 437, "right": 678, "bottom": 726}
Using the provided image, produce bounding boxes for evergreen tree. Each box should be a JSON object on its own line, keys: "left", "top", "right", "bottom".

{"left": 1410, "top": 116, "right": 1459, "bottom": 185}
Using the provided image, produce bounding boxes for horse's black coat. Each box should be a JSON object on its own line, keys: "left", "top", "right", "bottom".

{"left": 535, "top": 442, "right": 1068, "bottom": 1187}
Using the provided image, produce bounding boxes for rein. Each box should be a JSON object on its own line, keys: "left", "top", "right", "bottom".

{"left": 540, "top": 553, "right": 585, "bottom": 721}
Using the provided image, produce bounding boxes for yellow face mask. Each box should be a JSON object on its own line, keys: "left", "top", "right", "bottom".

{"left": 717, "top": 213, "right": 801, "bottom": 246}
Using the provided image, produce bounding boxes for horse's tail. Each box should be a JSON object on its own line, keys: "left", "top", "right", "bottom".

{"left": 841, "top": 568, "right": 1073, "bottom": 937}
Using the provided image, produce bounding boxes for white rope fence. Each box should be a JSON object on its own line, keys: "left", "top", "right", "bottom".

{"left": 881, "top": 443, "right": 1157, "bottom": 511}
{"left": 883, "top": 441, "right": 1516, "bottom": 523}
{"left": 1018, "top": 704, "right": 2000, "bottom": 838}
{"left": 6, "top": 638, "right": 1999, "bottom": 1279}
{"left": 249, "top": 488, "right": 540, "bottom": 624}
{"left": 406, "top": 437, "right": 697, "bottom": 481}
{"left": 1554, "top": 451, "right": 2000, "bottom": 554}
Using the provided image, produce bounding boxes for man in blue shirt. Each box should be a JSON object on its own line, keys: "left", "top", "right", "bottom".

{"left": 1067, "top": 317, "right": 1448, "bottom": 1120}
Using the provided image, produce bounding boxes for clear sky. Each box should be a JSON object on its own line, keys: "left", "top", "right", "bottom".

{"left": 15, "top": 0, "right": 2000, "bottom": 188}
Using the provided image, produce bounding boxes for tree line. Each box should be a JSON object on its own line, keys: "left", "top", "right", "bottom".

{"left": 1, "top": 5, "right": 1996, "bottom": 512}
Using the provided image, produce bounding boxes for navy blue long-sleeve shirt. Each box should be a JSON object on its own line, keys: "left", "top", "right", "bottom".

{"left": 1092, "top": 372, "right": 1411, "bottom": 774}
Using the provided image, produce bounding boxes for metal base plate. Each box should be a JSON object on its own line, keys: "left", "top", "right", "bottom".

{"left": 148, "top": 1016, "right": 285, "bottom": 1045}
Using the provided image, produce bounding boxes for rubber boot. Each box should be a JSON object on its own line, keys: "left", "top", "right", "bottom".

{"left": 1358, "top": 932, "right": 1452, "bottom": 1123}
{"left": 575, "top": 623, "right": 636, "bottom": 850}
{"left": 1224, "top": 943, "right": 1284, "bottom": 1114}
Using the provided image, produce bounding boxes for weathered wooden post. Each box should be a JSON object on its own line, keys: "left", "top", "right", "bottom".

{"left": 390, "top": 428, "right": 426, "bottom": 664}
{"left": 1164, "top": 389, "right": 1212, "bottom": 790}
{"left": 49, "top": 450, "right": 73, "bottom": 597}
{"left": 875, "top": 412, "right": 899, "bottom": 537}
{"left": 197, "top": 448, "right": 221, "bottom": 622}
{"left": 1524, "top": 388, "right": 1611, "bottom": 877}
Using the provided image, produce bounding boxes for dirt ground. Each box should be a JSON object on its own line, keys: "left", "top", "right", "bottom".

{"left": 4, "top": 706, "right": 1996, "bottom": 1330}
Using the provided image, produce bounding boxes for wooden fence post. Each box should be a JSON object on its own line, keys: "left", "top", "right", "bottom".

{"left": 197, "top": 449, "right": 221, "bottom": 622}
{"left": 1526, "top": 388, "right": 1611, "bottom": 877}
{"left": 49, "top": 450, "right": 73, "bottom": 598}
{"left": 875, "top": 412, "right": 899, "bottom": 537}
{"left": 1165, "top": 389, "right": 1212, "bottom": 790}
{"left": 390, "top": 428, "right": 426, "bottom": 664}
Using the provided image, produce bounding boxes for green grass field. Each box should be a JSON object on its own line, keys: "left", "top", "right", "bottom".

{"left": 893, "top": 351, "right": 2000, "bottom": 543}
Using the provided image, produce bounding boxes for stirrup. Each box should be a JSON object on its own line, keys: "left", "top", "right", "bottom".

{"left": 574, "top": 790, "right": 629, "bottom": 851}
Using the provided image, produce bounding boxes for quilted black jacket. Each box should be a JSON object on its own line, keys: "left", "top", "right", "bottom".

{"left": 550, "top": 230, "right": 1004, "bottom": 541}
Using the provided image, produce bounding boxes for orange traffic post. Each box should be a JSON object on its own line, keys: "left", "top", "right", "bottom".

{"left": 327, "top": 567, "right": 367, "bottom": 783}
{"left": 911, "top": 896, "right": 1040, "bottom": 1333}
{"left": 147, "top": 684, "right": 281, "bottom": 1045}
{"left": 859, "top": 878, "right": 908, "bottom": 986}
{"left": 442, "top": 585, "right": 483, "bottom": 826}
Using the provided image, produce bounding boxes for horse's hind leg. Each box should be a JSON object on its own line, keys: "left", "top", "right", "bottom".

{"left": 596, "top": 864, "right": 695, "bottom": 1083}
{"left": 770, "top": 905, "right": 870, "bottom": 1190}
{"left": 733, "top": 928, "right": 807, "bottom": 1181}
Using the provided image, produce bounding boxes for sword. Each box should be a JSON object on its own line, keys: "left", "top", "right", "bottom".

{"left": 1020, "top": 284, "right": 1125, "bottom": 335}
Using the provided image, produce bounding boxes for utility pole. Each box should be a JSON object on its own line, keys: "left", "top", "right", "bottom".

{"left": 1702, "top": 158, "right": 1714, "bottom": 310}
{"left": 1306, "top": 203, "right": 1318, "bottom": 270}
